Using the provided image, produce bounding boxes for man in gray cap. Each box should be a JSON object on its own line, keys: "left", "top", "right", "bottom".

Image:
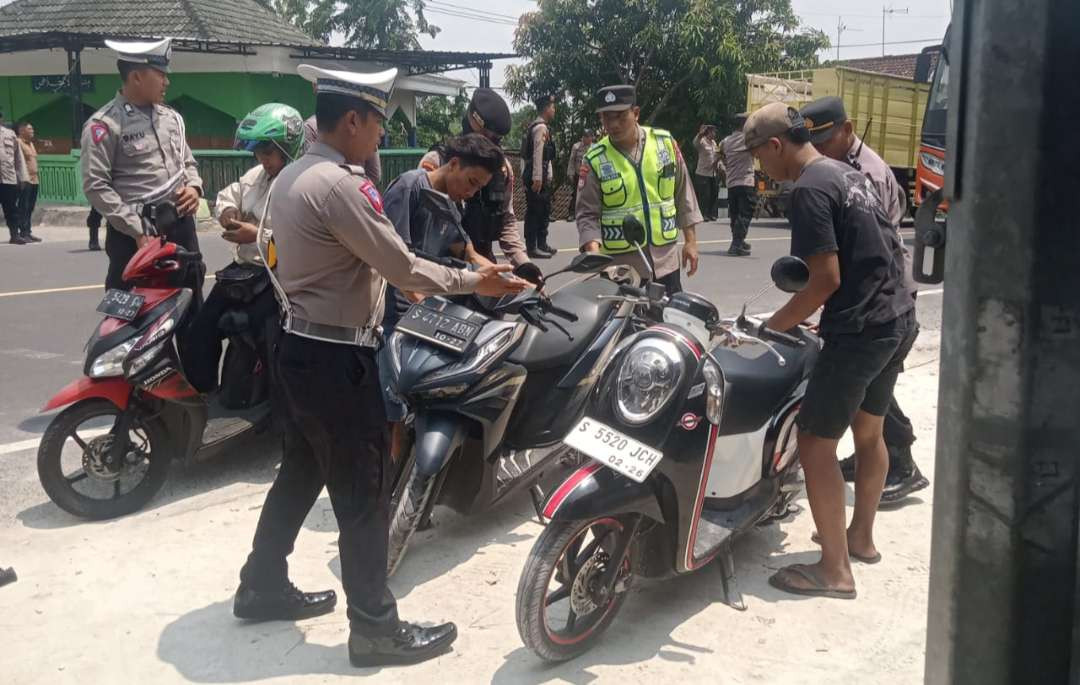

{"left": 232, "top": 63, "right": 526, "bottom": 668}
{"left": 81, "top": 38, "right": 204, "bottom": 291}
{"left": 719, "top": 112, "right": 755, "bottom": 255}
{"left": 745, "top": 102, "right": 916, "bottom": 599}
{"left": 577, "top": 85, "right": 701, "bottom": 292}
{"left": 419, "top": 87, "right": 529, "bottom": 267}
{"left": 801, "top": 95, "right": 929, "bottom": 504}
{"left": 0, "top": 108, "right": 30, "bottom": 244}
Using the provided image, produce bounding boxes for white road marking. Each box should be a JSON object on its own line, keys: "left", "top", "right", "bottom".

{"left": 0, "top": 427, "right": 111, "bottom": 456}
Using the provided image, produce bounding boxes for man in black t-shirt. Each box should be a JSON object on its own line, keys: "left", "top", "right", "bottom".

{"left": 744, "top": 103, "right": 917, "bottom": 600}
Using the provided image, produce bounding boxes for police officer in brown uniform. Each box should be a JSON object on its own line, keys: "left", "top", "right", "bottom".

{"left": 577, "top": 85, "right": 702, "bottom": 293}
{"left": 81, "top": 39, "right": 203, "bottom": 291}
{"left": 801, "top": 96, "right": 929, "bottom": 503}
{"left": 523, "top": 94, "right": 558, "bottom": 258}
{"left": 232, "top": 64, "right": 527, "bottom": 667}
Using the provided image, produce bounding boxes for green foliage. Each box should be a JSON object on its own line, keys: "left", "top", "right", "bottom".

{"left": 413, "top": 92, "right": 469, "bottom": 147}
{"left": 257, "top": 0, "right": 440, "bottom": 48}
{"left": 504, "top": 0, "right": 829, "bottom": 153}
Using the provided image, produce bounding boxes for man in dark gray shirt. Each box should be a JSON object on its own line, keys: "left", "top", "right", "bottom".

{"left": 379, "top": 133, "right": 508, "bottom": 458}
{"left": 745, "top": 103, "right": 916, "bottom": 600}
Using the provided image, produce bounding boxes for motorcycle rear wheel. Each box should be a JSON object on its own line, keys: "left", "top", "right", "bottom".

{"left": 516, "top": 516, "right": 636, "bottom": 662}
{"left": 37, "top": 399, "right": 170, "bottom": 520}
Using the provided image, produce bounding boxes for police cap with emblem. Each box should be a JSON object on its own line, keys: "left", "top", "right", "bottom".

{"left": 466, "top": 87, "right": 512, "bottom": 137}
{"left": 297, "top": 64, "right": 398, "bottom": 119}
{"left": 106, "top": 38, "right": 173, "bottom": 73}
{"left": 799, "top": 96, "right": 848, "bottom": 145}
{"left": 596, "top": 85, "right": 636, "bottom": 113}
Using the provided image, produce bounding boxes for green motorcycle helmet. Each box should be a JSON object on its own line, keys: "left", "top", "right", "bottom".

{"left": 234, "top": 103, "right": 304, "bottom": 161}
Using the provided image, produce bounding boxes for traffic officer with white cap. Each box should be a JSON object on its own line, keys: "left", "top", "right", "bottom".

{"left": 81, "top": 38, "right": 204, "bottom": 292}
{"left": 232, "top": 63, "right": 527, "bottom": 668}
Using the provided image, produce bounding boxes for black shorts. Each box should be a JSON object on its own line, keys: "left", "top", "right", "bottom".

{"left": 797, "top": 309, "right": 918, "bottom": 440}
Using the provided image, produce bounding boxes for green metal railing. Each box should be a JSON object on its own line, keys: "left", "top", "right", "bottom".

{"left": 36, "top": 148, "right": 427, "bottom": 206}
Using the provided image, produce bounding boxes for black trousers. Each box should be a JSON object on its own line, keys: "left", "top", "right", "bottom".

{"left": 524, "top": 183, "right": 552, "bottom": 250}
{"left": 104, "top": 214, "right": 202, "bottom": 293}
{"left": 727, "top": 185, "right": 756, "bottom": 245}
{"left": 694, "top": 174, "right": 718, "bottom": 220}
{"left": 87, "top": 207, "right": 102, "bottom": 245}
{"left": 0, "top": 183, "right": 18, "bottom": 238}
{"left": 16, "top": 184, "right": 38, "bottom": 236}
{"left": 180, "top": 275, "right": 279, "bottom": 393}
{"left": 239, "top": 334, "right": 399, "bottom": 635}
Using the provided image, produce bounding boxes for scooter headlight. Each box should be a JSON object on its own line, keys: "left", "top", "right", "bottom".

{"left": 614, "top": 338, "right": 684, "bottom": 425}
{"left": 702, "top": 358, "right": 725, "bottom": 425}
{"left": 89, "top": 339, "right": 137, "bottom": 378}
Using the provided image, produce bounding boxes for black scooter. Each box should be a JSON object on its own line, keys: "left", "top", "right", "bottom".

{"left": 514, "top": 220, "right": 821, "bottom": 661}
{"left": 383, "top": 191, "right": 641, "bottom": 575}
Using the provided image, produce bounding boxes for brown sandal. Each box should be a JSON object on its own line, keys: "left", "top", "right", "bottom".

{"left": 768, "top": 564, "right": 857, "bottom": 599}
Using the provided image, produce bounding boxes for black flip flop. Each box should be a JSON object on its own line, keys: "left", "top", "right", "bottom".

{"left": 768, "top": 564, "right": 857, "bottom": 600}
{"left": 810, "top": 532, "right": 883, "bottom": 564}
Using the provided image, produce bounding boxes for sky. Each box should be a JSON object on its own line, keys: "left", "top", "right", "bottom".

{"left": 418, "top": 0, "right": 952, "bottom": 99}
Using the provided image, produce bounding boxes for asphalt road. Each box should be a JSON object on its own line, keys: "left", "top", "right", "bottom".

{"left": 0, "top": 218, "right": 941, "bottom": 524}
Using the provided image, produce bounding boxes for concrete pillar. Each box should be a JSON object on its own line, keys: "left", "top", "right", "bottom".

{"left": 926, "top": 0, "right": 1080, "bottom": 682}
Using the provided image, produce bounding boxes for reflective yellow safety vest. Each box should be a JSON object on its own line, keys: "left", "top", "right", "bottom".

{"left": 585, "top": 126, "right": 679, "bottom": 254}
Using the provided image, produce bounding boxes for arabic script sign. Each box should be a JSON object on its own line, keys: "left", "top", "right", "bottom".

{"left": 31, "top": 75, "right": 95, "bottom": 94}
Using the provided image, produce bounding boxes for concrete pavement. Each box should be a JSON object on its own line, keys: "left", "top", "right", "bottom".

{"left": 0, "top": 218, "right": 942, "bottom": 683}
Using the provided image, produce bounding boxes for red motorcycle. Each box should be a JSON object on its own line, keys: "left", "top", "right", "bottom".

{"left": 37, "top": 237, "right": 275, "bottom": 519}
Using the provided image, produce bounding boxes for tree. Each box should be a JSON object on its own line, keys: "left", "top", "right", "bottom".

{"left": 257, "top": 0, "right": 440, "bottom": 48}
{"left": 413, "top": 92, "right": 469, "bottom": 147}
{"left": 505, "top": 0, "right": 829, "bottom": 153}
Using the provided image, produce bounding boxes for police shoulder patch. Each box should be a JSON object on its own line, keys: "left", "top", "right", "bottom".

{"left": 90, "top": 122, "right": 109, "bottom": 145}
{"left": 359, "top": 179, "right": 384, "bottom": 214}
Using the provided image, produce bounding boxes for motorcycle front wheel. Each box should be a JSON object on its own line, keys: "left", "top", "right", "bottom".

{"left": 37, "top": 399, "right": 170, "bottom": 520}
{"left": 386, "top": 446, "right": 439, "bottom": 576}
{"left": 516, "top": 516, "right": 637, "bottom": 662}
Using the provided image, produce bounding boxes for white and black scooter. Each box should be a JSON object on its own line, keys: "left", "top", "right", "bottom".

{"left": 514, "top": 219, "right": 820, "bottom": 661}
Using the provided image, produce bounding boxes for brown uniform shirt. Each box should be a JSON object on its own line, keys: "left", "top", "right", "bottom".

{"left": 303, "top": 115, "right": 380, "bottom": 185}
{"left": 576, "top": 126, "right": 703, "bottom": 279}
{"left": 272, "top": 141, "right": 482, "bottom": 331}
{"left": 80, "top": 92, "right": 203, "bottom": 238}
{"left": 529, "top": 119, "right": 554, "bottom": 183}
{"left": 693, "top": 133, "right": 717, "bottom": 177}
{"left": 418, "top": 149, "right": 528, "bottom": 266}
{"left": 719, "top": 130, "right": 755, "bottom": 188}
{"left": 0, "top": 126, "right": 28, "bottom": 186}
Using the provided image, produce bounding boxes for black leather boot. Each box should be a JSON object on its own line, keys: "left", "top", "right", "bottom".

{"left": 233, "top": 582, "right": 336, "bottom": 622}
{"left": 348, "top": 621, "right": 458, "bottom": 667}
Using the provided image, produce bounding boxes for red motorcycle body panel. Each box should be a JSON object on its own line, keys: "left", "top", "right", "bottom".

{"left": 42, "top": 376, "right": 132, "bottom": 412}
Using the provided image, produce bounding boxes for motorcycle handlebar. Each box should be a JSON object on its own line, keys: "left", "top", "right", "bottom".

{"left": 759, "top": 326, "right": 803, "bottom": 347}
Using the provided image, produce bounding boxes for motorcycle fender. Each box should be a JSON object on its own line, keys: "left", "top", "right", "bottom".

{"left": 413, "top": 411, "right": 467, "bottom": 479}
{"left": 543, "top": 462, "right": 664, "bottom": 523}
{"left": 42, "top": 377, "right": 131, "bottom": 412}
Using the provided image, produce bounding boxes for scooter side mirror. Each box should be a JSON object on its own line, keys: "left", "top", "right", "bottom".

{"left": 420, "top": 187, "right": 462, "bottom": 225}
{"left": 771, "top": 256, "right": 810, "bottom": 293}
{"left": 621, "top": 215, "right": 646, "bottom": 246}
{"left": 568, "top": 253, "right": 614, "bottom": 273}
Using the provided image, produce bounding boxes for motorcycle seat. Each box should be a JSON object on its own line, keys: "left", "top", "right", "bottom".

{"left": 508, "top": 277, "right": 620, "bottom": 371}
{"left": 712, "top": 329, "right": 820, "bottom": 436}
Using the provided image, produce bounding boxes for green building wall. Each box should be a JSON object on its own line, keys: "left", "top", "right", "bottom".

{"left": 0, "top": 72, "right": 317, "bottom": 150}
